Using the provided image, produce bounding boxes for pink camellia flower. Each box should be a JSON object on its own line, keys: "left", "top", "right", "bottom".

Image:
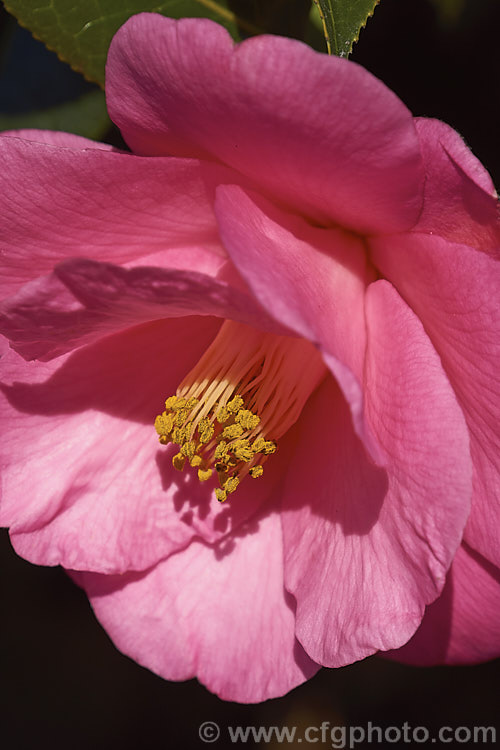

{"left": 1, "top": 13, "right": 499, "bottom": 702}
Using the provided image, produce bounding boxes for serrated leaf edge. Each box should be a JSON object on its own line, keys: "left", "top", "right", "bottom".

{"left": 312, "top": 0, "right": 381, "bottom": 57}
{"left": 3, "top": 0, "right": 106, "bottom": 85}
{"left": 347, "top": 0, "right": 381, "bottom": 56}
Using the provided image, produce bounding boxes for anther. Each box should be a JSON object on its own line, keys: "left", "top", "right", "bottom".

{"left": 154, "top": 319, "right": 327, "bottom": 502}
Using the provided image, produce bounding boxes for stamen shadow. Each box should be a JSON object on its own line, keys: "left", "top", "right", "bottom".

{"left": 155, "top": 448, "right": 213, "bottom": 521}
{"left": 154, "top": 446, "right": 262, "bottom": 554}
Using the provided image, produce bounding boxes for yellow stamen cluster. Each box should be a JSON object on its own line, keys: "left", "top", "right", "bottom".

{"left": 154, "top": 393, "right": 276, "bottom": 502}
{"left": 154, "top": 319, "right": 328, "bottom": 504}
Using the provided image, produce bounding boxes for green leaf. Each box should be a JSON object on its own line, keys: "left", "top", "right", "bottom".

{"left": 0, "top": 89, "right": 110, "bottom": 140}
{"left": 311, "top": 0, "right": 380, "bottom": 56}
{"left": 3, "top": 0, "right": 261, "bottom": 87}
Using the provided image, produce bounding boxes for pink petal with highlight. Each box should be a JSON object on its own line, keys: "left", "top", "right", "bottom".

{"left": 282, "top": 282, "right": 471, "bottom": 666}
{"left": 106, "top": 14, "right": 424, "bottom": 233}
{"left": 72, "top": 507, "right": 319, "bottom": 703}
{"left": 0, "top": 135, "right": 225, "bottom": 297}
{"left": 0, "top": 318, "right": 292, "bottom": 573}
{"left": 215, "top": 185, "right": 372, "bottom": 439}
{"left": 371, "top": 233, "right": 500, "bottom": 568}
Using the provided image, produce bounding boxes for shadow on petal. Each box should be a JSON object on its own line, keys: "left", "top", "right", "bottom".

{"left": 1, "top": 316, "right": 221, "bottom": 423}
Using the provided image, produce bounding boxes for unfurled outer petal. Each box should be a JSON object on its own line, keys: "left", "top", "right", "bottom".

{"left": 413, "top": 118, "right": 500, "bottom": 252}
{"left": 71, "top": 507, "right": 319, "bottom": 703}
{"left": 0, "top": 134, "right": 224, "bottom": 298}
{"left": 282, "top": 282, "right": 471, "bottom": 666}
{"left": 215, "top": 185, "right": 374, "bottom": 446}
{"left": 371, "top": 233, "right": 500, "bottom": 568}
{"left": 106, "top": 14, "right": 424, "bottom": 234}
{"left": 385, "top": 544, "right": 500, "bottom": 664}
{"left": 0, "top": 256, "right": 285, "bottom": 361}
{"left": 0, "top": 319, "right": 295, "bottom": 573}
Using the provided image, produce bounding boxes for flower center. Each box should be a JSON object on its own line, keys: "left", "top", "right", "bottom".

{"left": 154, "top": 320, "right": 327, "bottom": 502}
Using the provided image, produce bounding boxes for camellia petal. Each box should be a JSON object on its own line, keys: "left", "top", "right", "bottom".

{"left": 282, "top": 282, "right": 472, "bottom": 666}
{"left": 412, "top": 118, "right": 500, "bottom": 252}
{"left": 385, "top": 544, "right": 500, "bottom": 665}
{"left": 1, "top": 319, "right": 219, "bottom": 572}
{"left": 371, "top": 233, "right": 500, "bottom": 568}
{"left": 0, "top": 256, "right": 284, "bottom": 361}
{"left": 0, "top": 129, "right": 116, "bottom": 149}
{"left": 106, "top": 14, "right": 424, "bottom": 234}
{"left": 72, "top": 506, "right": 319, "bottom": 703}
{"left": 0, "top": 135, "right": 225, "bottom": 298}
{"left": 0, "top": 317, "right": 296, "bottom": 573}
{"left": 214, "top": 184, "right": 376, "bottom": 450}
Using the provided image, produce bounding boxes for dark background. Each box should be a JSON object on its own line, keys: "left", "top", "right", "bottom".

{"left": 1, "top": 1, "right": 499, "bottom": 748}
